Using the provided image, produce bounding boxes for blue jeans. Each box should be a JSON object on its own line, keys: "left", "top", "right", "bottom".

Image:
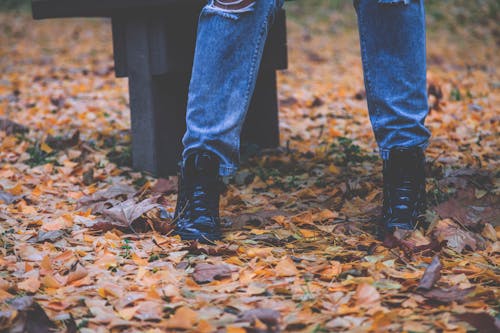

{"left": 182, "top": 0, "right": 431, "bottom": 176}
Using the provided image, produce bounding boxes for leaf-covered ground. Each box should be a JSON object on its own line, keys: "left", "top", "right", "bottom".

{"left": 0, "top": 9, "right": 499, "bottom": 333}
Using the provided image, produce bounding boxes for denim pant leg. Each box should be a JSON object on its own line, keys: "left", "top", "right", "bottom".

{"left": 182, "top": 0, "right": 283, "bottom": 176}
{"left": 355, "top": 0, "right": 431, "bottom": 159}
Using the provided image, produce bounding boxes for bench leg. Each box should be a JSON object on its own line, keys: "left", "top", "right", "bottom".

{"left": 125, "top": 21, "right": 188, "bottom": 176}
{"left": 154, "top": 74, "right": 189, "bottom": 177}
{"left": 125, "top": 21, "right": 158, "bottom": 175}
{"left": 241, "top": 70, "right": 280, "bottom": 148}
{"left": 121, "top": 14, "right": 282, "bottom": 176}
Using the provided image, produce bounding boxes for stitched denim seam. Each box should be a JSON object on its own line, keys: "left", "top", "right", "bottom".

{"left": 380, "top": 139, "right": 429, "bottom": 160}
{"left": 357, "top": 1, "right": 381, "bottom": 141}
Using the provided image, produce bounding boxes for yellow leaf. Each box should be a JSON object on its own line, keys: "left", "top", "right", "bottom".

{"left": 250, "top": 229, "right": 269, "bottom": 235}
{"left": 8, "top": 183, "right": 23, "bottom": 196}
{"left": 299, "top": 229, "right": 317, "bottom": 238}
{"left": 328, "top": 164, "right": 341, "bottom": 175}
{"left": 41, "top": 274, "right": 62, "bottom": 288}
{"left": 40, "top": 142, "right": 53, "bottom": 154}
{"left": 97, "top": 285, "right": 120, "bottom": 298}
{"left": 226, "top": 327, "right": 246, "bottom": 333}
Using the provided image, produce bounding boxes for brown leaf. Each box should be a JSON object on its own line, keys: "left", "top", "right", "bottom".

{"left": 151, "top": 177, "right": 177, "bottom": 194}
{"left": 0, "top": 117, "right": 29, "bottom": 134}
{"left": 0, "top": 191, "right": 20, "bottom": 205}
{"left": 237, "top": 308, "right": 281, "bottom": 331}
{"left": 418, "top": 255, "right": 442, "bottom": 290}
{"left": 0, "top": 296, "right": 56, "bottom": 333}
{"left": 456, "top": 312, "right": 500, "bottom": 332}
{"left": 192, "top": 263, "right": 237, "bottom": 284}
{"left": 98, "top": 196, "right": 161, "bottom": 231}
{"left": 228, "top": 210, "right": 289, "bottom": 230}
{"left": 435, "top": 188, "right": 500, "bottom": 229}
{"left": 432, "top": 218, "right": 482, "bottom": 253}
{"left": 77, "top": 185, "right": 136, "bottom": 212}
{"left": 419, "top": 286, "right": 475, "bottom": 303}
{"left": 32, "top": 230, "right": 64, "bottom": 243}
{"left": 46, "top": 130, "right": 79, "bottom": 150}
{"left": 383, "top": 230, "right": 439, "bottom": 254}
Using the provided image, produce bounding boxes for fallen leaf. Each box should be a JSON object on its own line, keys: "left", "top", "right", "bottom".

{"left": 418, "top": 255, "right": 442, "bottom": 290}
{"left": 98, "top": 196, "right": 161, "bottom": 231}
{"left": 46, "top": 130, "right": 79, "bottom": 150}
{"left": 151, "top": 177, "right": 177, "bottom": 194}
{"left": 0, "top": 117, "right": 29, "bottom": 134}
{"left": 66, "top": 264, "right": 88, "bottom": 285}
{"left": 432, "top": 219, "right": 482, "bottom": 253}
{"left": 0, "top": 191, "right": 19, "bottom": 204}
{"left": 419, "top": 286, "right": 475, "bottom": 303}
{"left": 77, "top": 185, "right": 136, "bottom": 212}
{"left": 275, "top": 256, "right": 299, "bottom": 277}
{"left": 165, "top": 306, "right": 198, "bottom": 330}
{"left": 192, "top": 263, "right": 238, "bottom": 284}
{"left": 456, "top": 312, "right": 500, "bottom": 332}
{"left": 18, "top": 276, "right": 41, "bottom": 293}
{"left": 0, "top": 296, "right": 56, "bottom": 332}
{"left": 435, "top": 188, "right": 500, "bottom": 229}
{"left": 32, "top": 230, "right": 64, "bottom": 243}
{"left": 228, "top": 210, "right": 289, "bottom": 230}
{"left": 355, "top": 283, "right": 380, "bottom": 307}
{"left": 237, "top": 308, "right": 281, "bottom": 331}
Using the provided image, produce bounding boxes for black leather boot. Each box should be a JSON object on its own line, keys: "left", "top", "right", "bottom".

{"left": 382, "top": 147, "right": 426, "bottom": 232}
{"left": 173, "top": 150, "right": 222, "bottom": 243}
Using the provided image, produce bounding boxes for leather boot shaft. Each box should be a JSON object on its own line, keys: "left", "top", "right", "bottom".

{"left": 382, "top": 147, "right": 426, "bottom": 231}
{"left": 174, "top": 150, "right": 222, "bottom": 242}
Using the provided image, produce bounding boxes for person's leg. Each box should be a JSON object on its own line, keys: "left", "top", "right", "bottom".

{"left": 354, "top": 0, "right": 429, "bottom": 232}
{"left": 183, "top": 0, "right": 283, "bottom": 177}
{"left": 175, "top": 0, "right": 283, "bottom": 242}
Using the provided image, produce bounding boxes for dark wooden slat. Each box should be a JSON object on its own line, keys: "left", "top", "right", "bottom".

{"left": 111, "top": 18, "right": 128, "bottom": 78}
{"left": 32, "top": 0, "right": 205, "bottom": 19}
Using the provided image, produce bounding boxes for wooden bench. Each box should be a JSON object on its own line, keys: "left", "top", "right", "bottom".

{"left": 32, "top": 0, "right": 288, "bottom": 176}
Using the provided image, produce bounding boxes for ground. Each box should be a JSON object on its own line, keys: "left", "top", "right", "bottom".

{"left": 0, "top": 5, "right": 499, "bottom": 333}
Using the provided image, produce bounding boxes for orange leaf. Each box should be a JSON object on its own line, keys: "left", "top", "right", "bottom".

{"left": 275, "top": 256, "right": 299, "bottom": 277}
{"left": 226, "top": 327, "right": 246, "bottom": 333}
{"left": 18, "top": 276, "right": 41, "bottom": 293}
{"left": 165, "top": 306, "right": 198, "bottom": 329}
{"left": 197, "top": 320, "right": 215, "bottom": 333}
{"left": 66, "top": 264, "right": 88, "bottom": 285}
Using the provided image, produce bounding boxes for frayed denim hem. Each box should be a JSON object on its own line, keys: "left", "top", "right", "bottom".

{"left": 379, "top": 140, "right": 429, "bottom": 160}
{"left": 378, "top": 0, "right": 411, "bottom": 4}
{"left": 219, "top": 164, "right": 238, "bottom": 177}
{"left": 182, "top": 147, "right": 238, "bottom": 177}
